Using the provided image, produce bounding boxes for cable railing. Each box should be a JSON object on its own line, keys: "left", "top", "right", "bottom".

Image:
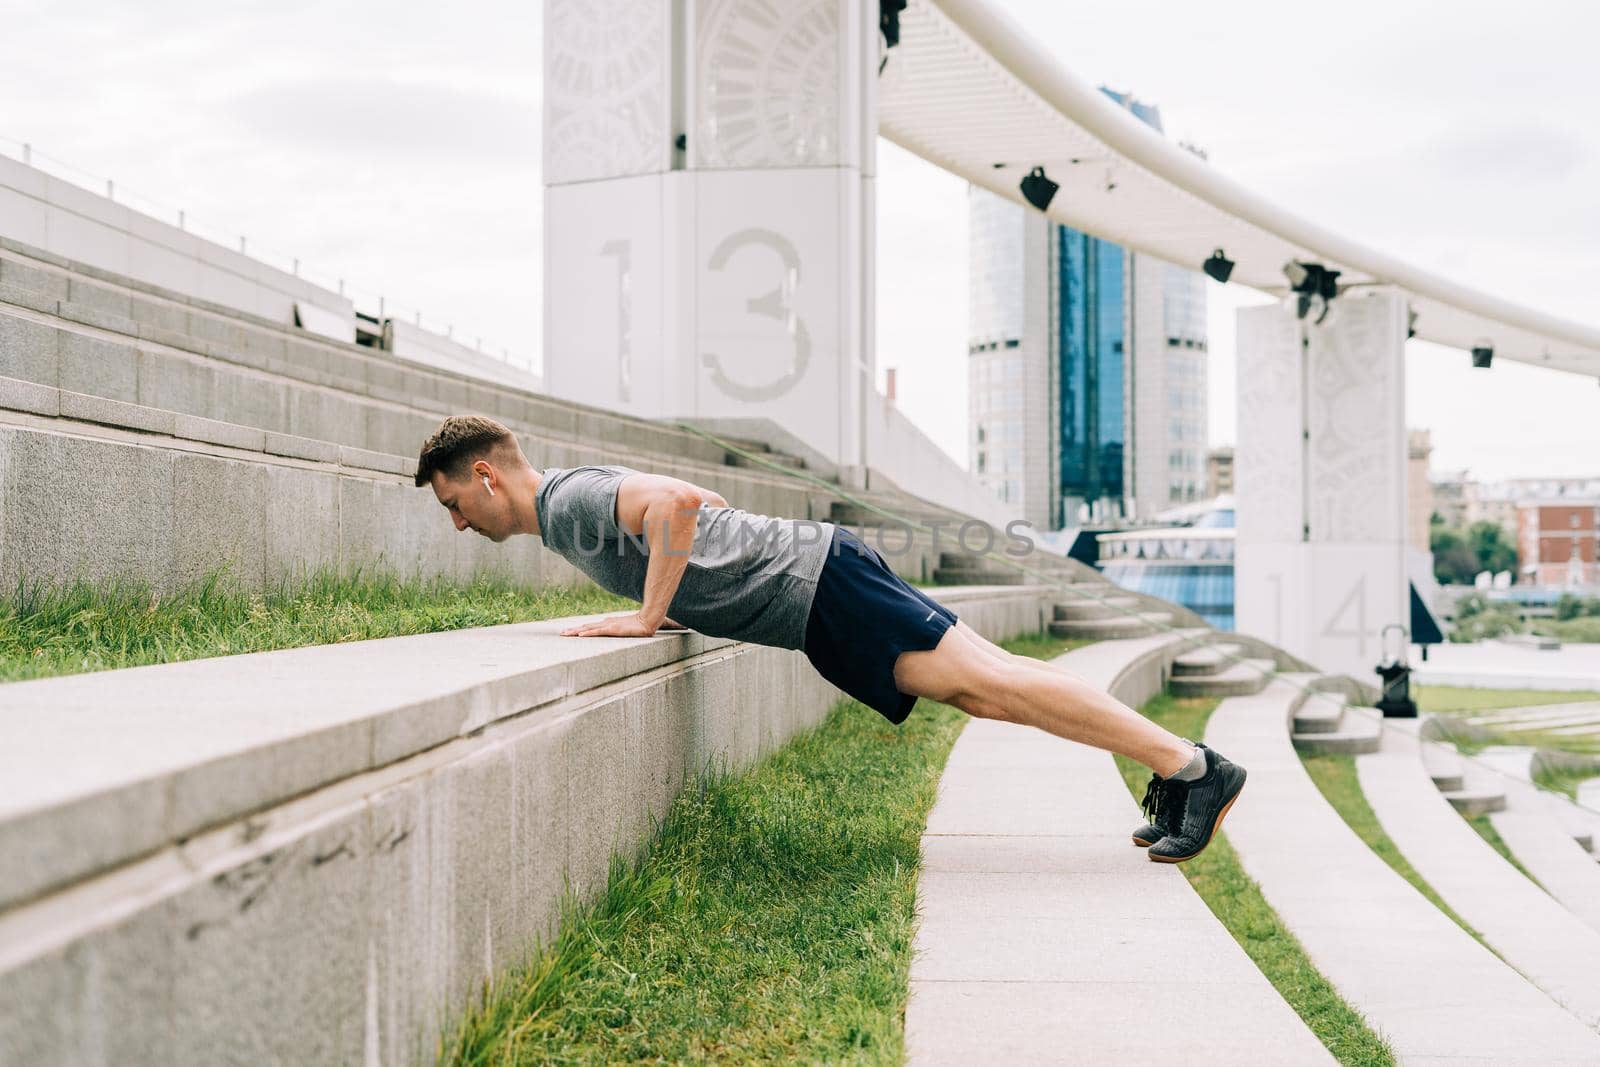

{"left": 0, "top": 134, "right": 537, "bottom": 373}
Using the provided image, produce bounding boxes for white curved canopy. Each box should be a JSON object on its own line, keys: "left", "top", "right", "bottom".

{"left": 878, "top": 0, "right": 1600, "bottom": 378}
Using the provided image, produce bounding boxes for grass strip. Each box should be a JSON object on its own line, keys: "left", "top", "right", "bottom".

{"left": 1417, "top": 685, "right": 1600, "bottom": 715}
{"left": 1463, "top": 813, "right": 1544, "bottom": 890}
{"left": 0, "top": 571, "right": 634, "bottom": 683}
{"left": 1113, "top": 694, "right": 1395, "bottom": 1066}
{"left": 1300, "top": 754, "right": 1487, "bottom": 948}
{"left": 441, "top": 695, "right": 970, "bottom": 1064}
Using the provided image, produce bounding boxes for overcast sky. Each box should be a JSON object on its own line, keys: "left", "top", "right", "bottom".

{"left": 5, "top": 0, "right": 1597, "bottom": 482}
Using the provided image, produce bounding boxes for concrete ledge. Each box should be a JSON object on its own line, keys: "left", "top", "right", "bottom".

{"left": 263, "top": 430, "right": 339, "bottom": 463}
{"left": 0, "top": 587, "right": 1043, "bottom": 1065}
{"left": 58, "top": 390, "right": 176, "bottom": 435}
{"left": 0, "top": 374, "right": 58, "bottom": 417}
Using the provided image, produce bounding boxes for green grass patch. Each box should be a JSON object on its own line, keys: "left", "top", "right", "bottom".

{"left": 999, "top": 630, "right": 1096, "bottom": 662}
{"left": 0, "top": 571, "right": 634, "bottom": 682}
{"left": 1417, "top": 685, "right": 1600, "bottom": 715}
{"left": 1300, "top": 754, "right": 1486, "bottom": 949}
{"left": 1114, "top": 694, "right": 1394, "bottom": 1066}
{"left": 441, "top": 673, "right": 988, "bottom": 1063}
{"left": 1463, "top": 813, "right": 1543, "bottom": 890}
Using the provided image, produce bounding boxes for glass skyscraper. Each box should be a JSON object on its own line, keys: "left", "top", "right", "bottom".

{"left": 1057, "top": 227, "right": 1126, "bottom": 512}
{"left": 967, "top": 88, "right": 1208, "bottom": 530}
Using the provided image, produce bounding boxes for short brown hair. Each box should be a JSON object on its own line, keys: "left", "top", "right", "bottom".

{"left": 414, "top": 414, "right": 515, "bottom": 487}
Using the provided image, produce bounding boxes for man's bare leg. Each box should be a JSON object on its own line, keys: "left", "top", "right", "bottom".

{"left": 952, "top": 619, "right": 1093, "bottom": 683}
{"left": 894, "top": 623, "right": 1194, "bottom": 777}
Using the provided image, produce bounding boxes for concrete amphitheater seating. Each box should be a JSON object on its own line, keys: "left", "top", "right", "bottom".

{"left": 1355, "top": 717, "right": 1600, "bottom": 1026}
{"left": 1206, "top": 671, "right": 1600, "bottom": 1062}
{"left": 0, "top": 236, "right": 1098, "bottom": 594}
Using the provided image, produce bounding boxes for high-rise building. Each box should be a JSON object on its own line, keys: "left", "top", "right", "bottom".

{"left": 967, "top": 89, "right": 1208, "bottom": 530}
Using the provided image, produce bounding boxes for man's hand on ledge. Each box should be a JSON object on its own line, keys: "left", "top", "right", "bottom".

{"left": 559, "top": 613, "right": 689, "bottom": 638}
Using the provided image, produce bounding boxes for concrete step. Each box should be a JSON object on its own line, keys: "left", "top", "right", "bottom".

{"left": 830, "top": 500, "right": 953, "bottom": 528}
{"left": 1442, "top": 788, "right": 1508, "bottom": 817}
{"left": 1420, "top": 741, "right": 1467, "bottom": 792}
{"left": 1170, "top": 643, "right": 1243, "bottom": 678}
{"left": 1292, "top": 707, "right": 1383, "bottom": 755}
{"left": 1050, "top": 596, "right": 1140, "bottom": 622}
{"left": 931, "top": 566, "right": 1026, "bottom": 587}
{"left": 1208, "top": 678, "right": 1600, "bottom": 1062}
{"left": 1356, "top": 718, "right": 1600, "bottom": 1020}
{"left": 715, "top": 435, "right": 808, "bottom": 472}
{"left": 1046, "top": 612, "right": 1172, "bottom": 641}
{"left": 1292, "top": 698, "right": 1345, "bottom": 735}
{"left": 1170, "top": 659, "right": 1274, "bottom": 699}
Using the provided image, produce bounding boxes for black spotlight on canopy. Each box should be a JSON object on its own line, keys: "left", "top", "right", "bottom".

{"left": 1282, "top": 260, "right": 1341, "bottom": 324}
{"left": 1471, "top": 340, "right": 1494, "bottom": 368}
{"left": 878, "top": 0, "right": 907, "bottom": 73}
{"left": 1407, "top": 307, "right": 1419, "bottom": 339}
{"left": 1019, "top": 166, "right": 1058, "bottom": 212}
{"left": 1202, "top": 248, "right": 1234, "bottom": 284}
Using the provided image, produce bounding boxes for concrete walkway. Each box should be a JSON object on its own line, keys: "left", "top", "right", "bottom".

{"left": 1209, "top": 678, "right": 1600, "bottom": 1063}
{"left": 1413, "top": 640, "right": 1600, "bottom": 693}
{"left": 905, "top": 635, "right": 1330, "bottom": 1065}
{"left": 1358, "top": 720, "right": 1600, "bottom": 1027}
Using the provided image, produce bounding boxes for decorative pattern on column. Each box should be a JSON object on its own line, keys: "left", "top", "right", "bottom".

{"left": 1309, "top": 295, "right": 1404, "bottom": 543}
{"left": 1235, "top": 305, "right": 1303, "bottom": 545}
{"left": 545, "top": 0, "right": 670, "bottom": 184}
{"left": 694, "top": 0, "right": 845, "bottom": 168}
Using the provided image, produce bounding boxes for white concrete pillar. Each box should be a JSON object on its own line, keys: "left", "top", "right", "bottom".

{"left": 542, "top": 0, "right": 877, "bottom": 481}
{"left": 1234, "top": 286, "right": 1409, "bottom": 679}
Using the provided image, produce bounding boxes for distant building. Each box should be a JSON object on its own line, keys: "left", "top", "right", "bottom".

{"left": 1407, "top": 430, "right": 1434, "bottom": 553}
{"left": 1517, "top": 501, "right": 1599, "bottom": 587}
{"left": 1431, "top": 472, "right": 1473, "bottom": 529}
{"left": 1206, "top": 446, "right": 1234, "bottom": 499}
{"left": 967, "top": 88, "right": 1208, "bottom": 530}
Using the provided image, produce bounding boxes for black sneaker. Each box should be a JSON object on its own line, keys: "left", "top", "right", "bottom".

{"left": 1145, "top": 744, "right": 1247, "bottom": 864}
{"left": 1132, "top": 741, "right": 1200, "bottom": 846}
{"left": 1131, "top": 776, "right": 1181, "bottom": 847}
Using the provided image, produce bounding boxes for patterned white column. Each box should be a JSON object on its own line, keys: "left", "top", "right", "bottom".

{"left": 1235, "top": 287, "right": 1409, "bottom": 679}
{"left": 543, "top": 0, "right": 877, "bottom": 476}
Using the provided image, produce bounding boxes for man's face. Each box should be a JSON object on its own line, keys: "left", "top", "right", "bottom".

{"left": 431, "top": 466, "right": 513, "bottom": 543}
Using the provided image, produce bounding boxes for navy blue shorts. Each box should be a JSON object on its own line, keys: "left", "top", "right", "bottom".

{"left": 802, "top": 526, "right": 958, "bottom": 725}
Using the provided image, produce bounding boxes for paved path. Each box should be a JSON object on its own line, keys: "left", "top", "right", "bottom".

{"left": 1209, "top": 679, "right": 1600, "bottom": 1063}
{"left": 1413, "top": 640, "right": 1600, "bottom": 693}
{"left": 904, "top": 635, "right": 1330, "bottom": 1065}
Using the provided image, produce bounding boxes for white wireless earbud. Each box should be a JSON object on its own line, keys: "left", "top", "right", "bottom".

{"left": 482, "top": 476, "right": 495, "bottom": 496}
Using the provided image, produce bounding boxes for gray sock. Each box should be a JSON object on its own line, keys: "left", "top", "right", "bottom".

{"left": 1166, "top": 742, "right": 1207, "bottom": 782}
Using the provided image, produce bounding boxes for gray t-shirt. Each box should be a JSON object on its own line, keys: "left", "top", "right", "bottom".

{"left": 535, "top": 465, "right": 836, "bottom": 650}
